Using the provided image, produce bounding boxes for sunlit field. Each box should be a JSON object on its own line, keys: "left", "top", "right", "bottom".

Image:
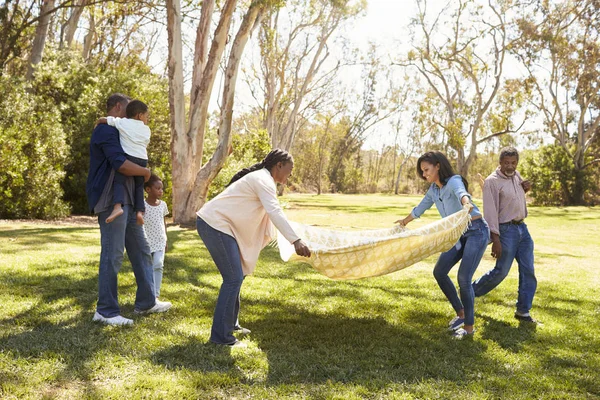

{"left": 1, "top": 194, "right": 599, "bottom": 399}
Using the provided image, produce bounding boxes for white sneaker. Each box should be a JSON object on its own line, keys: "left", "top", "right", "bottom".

{"left": 92, "top": 312, "right": 133, "bottom": 326}
{"left": 134, "top": 299, "right": 172, "bottom": 315}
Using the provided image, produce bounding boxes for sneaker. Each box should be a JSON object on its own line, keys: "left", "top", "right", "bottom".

{"left": 448, "top": 316, "right": 465, "bottom": 331}
{"left": 514, "top": 312, "right": 540, "bottom": 324}
{"left": 134, "top": 299, "right": 172, "bottom": 315}
{"left": 452, "top": 328, "right": 475, "bottom": 339}
{"left": 234, "top": 326, "right": 251, "bottom": 335}
{"left": 92, "top": 312, "right": 133, "bottom": 326}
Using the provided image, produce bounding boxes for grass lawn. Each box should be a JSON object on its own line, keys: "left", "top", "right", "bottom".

{"left": 1, "top": 194, "right": 599, "bottom": 399}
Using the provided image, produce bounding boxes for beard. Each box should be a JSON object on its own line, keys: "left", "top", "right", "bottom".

{"left": 504, "top": 170, "right": 516, "bottom": 177}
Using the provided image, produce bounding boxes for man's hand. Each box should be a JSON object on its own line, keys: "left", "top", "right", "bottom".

{"left": 293, "top": 239, "right": 311, "bottom": 258}
{"left": 522, "top": 180, "right": 532, "bottom": 193}
{"left": 490, "top": 234, "right": 502, "bottom": 259}
{"left": 143, "top": 168, "right": 151, "bottom": 182}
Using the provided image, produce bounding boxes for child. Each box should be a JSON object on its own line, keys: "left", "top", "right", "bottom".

{"left": 100, "top": 100, "right": 151, "bottom": 225}
{"left": 143, "top": 174, "right": 169, "bottom": 298}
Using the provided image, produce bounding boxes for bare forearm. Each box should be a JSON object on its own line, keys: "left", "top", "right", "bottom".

{"left": 118, "top": 160, "right": 150, "bottom": 181}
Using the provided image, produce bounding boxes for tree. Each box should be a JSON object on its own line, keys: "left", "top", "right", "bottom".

{"left": 514, "top": 0, "right": 600, "bottom": 205}
{"left": 26, "top": 0, "right": 55, "bottom": 80}
{"left": 399, "top": 0, "right": 526, "bottom": 176}
{"left": 246, "top": 0, "right": 365, "bottom": 152}
{"left": 166, "top": 0, "right": 268, "bottom": 224}
{"left": 327, "top": 45, "right": 403, "bottom": 192}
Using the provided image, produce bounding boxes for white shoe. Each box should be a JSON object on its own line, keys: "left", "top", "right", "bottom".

{"left": 134, "top": 299, "right": 172, "bottom": 315}
{"left": 92, "top": 312, "right": 133, "bottom": 326}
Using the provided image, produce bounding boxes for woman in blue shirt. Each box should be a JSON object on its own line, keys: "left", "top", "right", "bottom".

{"left": 396, "top": 151, "right": 489, "bottom": 339}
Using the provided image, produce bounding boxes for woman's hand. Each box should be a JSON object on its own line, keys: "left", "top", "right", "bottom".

{"left": 395, "top": 215, "right": 413, "bottom": 227}
{"left": 293, "top": 239, "right": 311, "bottom": 258}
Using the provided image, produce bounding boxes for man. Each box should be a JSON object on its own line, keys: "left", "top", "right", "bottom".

{"left": 86, "top": 93, "right": 171, "bottom": 326}
{"left": 473, "top": 146, "right": 538, "bottom": 323}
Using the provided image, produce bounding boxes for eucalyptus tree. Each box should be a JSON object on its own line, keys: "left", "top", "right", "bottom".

{"left": 514, "top": 0, "right": 600, "bottom": 205}
{"left": 246, "top": 0, "right": 365, "bottom": 151}
{"left": 399, "top": 0, "right": 526, "bottom": 176}
{"left": 166, "top": 0, "right": 271, "bottom": 223}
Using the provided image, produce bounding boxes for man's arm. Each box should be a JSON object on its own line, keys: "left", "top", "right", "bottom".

{"left": 118, "top": 160, "right": 151, "bottom": 182}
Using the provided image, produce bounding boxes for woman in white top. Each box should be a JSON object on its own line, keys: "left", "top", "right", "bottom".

{"left": 197, "top": 149, "right": 311, "bottom": 346}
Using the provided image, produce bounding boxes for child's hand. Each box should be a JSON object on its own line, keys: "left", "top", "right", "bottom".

{"left": 95, "top": 117, "right": 108, "bottom": 126}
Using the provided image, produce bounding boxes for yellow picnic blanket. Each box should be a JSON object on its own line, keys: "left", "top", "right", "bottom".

{"left": 277, "top": 204, "right": 471, "bottom": 280}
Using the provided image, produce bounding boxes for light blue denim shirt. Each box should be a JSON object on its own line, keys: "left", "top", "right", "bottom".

{"left": 411, "top": 175, "right": 482, "bottom": 219}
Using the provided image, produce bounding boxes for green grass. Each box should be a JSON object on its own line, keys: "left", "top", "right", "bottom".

{"left": 1, "top": 194, "right": 599, "bottom": 399}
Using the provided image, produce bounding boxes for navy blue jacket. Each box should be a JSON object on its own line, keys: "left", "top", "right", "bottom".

{"left": 86, "top": 124, "right": 127, "bottom": 212}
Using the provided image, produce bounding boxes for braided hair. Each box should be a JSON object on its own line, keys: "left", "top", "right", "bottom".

{"left": 227, "top": 149, "right": 293, "bottom": 186}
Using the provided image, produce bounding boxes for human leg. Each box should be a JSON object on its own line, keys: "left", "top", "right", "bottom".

{"left": 197, "top": 217, "right": 245, "bottom": 345}
{"left": 106, "top": 172, "right": 126, "bottom": 223}
{"left": 151, "top": 250, "right": 165, "bottom": 298}
{"left": 456, "top": 219, "right": 489, "bottom": 330}
{"left": 96, "top": 206, "right": 128, "bottom": 318}
{"left": 515, "top": 224, "right": 537, "bottom": 315}
{"left": 126, "top": 155, "right": 147, "bottom": 225}
{"left": 124, "top": 205, "right": 157, "bottom": 312}
{"left": 473, "top": 224, "right": 519, "bottom": 297}
{"left": 433, "top": 243, "right": 464, "bottom": 317}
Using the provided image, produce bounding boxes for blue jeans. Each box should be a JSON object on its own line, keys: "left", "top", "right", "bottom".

{"left": 151, "top": 250, "right": 165, "bottom": 298}
{"left": 196, "top": 217, "right": 245, "bottom": 345}
{"left": 97, "top": 204, "right": 156, "bottom": 317}
{"left": 473, "top": 222, "right": 536, "bottom": 314}
{"left": 114, "top": 154, "right": 147, "bottom": 213}
{"left": 433, "top": 218, "right": 490, "bottom": 326}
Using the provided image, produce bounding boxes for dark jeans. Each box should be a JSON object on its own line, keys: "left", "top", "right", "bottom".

{"left": 473, "top": 222, "right": 536, "bottom": 314}
{"left": 433, "top": 218, "right": 490, "bottom": 326}
{"left": 97, "top": 204, "right": 156, "bottom": 317}
{"left": 114, "top": 154, "right": 147, "bottom": 213}
{"left": 196, "top": 217, "right": 245, "bottom": 345}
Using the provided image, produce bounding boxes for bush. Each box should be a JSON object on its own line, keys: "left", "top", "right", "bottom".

{"left": 520, "top": 144, "right": 594, "bottom": 206}
{"left": 29, "top": 49, "right": 172, "bottom": 214}
{"left": 0, "top": 76, "right": 70, "bottom": 219}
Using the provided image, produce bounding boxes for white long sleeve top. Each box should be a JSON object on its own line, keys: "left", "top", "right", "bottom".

{"left": 197, "top": 168, "right": 300, "bottom": 275}
{"left": 106, "top": 116, "right": 150, "bottom": 160}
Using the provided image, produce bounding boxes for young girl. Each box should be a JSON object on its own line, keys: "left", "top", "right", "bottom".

{"left": 396, "top": 151, "right": 490, "bottom": 339}
{"left": 143, "top": 174, "right": 169, "bottom": 298}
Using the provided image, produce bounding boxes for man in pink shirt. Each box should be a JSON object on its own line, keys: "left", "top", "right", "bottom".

{"left": 473, "top": 147, "right": 539, "bottom": 323}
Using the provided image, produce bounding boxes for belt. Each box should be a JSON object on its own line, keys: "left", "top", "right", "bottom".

{"left": 501, "top": 219, "right": 524, "bottom": 225}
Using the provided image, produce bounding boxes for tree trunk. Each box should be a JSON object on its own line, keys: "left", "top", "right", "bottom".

{"left": 64, "top": 0, "right": 87, "bottom": 47}
{"left": 167, "top": 0, "right": 265, "bottom": 224}
{"left": 183, "top": 3, "right": 265, "bottom": 221}
{"left": 82, "top": 7, "right": 95, "bottom": 60}
{"left": 26, "top": 0, "right": 56, "bottom": 80}
{"left": 166, "top": 0, "right": 188, "bottom": 223}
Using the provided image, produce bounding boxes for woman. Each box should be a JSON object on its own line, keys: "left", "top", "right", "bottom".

{"left": 396, "top": 151, "right": 489, "bottom": 339}
{"left": 197, "top": 149, "right": 311, "bottom": 347}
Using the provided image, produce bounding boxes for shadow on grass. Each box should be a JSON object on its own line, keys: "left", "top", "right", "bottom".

{"left": 243, "top": 299, "right": 489, "bottom": 387}
{"left": 478, "top": 315, "right": 537, "bottom": 353}
{"left": 0, "top": 270, "right": 107, "bottom": 398}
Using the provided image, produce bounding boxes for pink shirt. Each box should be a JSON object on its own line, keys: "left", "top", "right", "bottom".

{"left": 197, "top": 168, "right": 300, "bottom": 275}
{"left": 482, "top": 167, "right": 528, "bottom": 236}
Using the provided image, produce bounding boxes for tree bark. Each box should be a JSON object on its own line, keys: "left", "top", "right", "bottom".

{"left": 64, "top": 0, "right": 87, "bottom": 47}
{"left": 26, "top": 0, "right": 56, "bottom": 80}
